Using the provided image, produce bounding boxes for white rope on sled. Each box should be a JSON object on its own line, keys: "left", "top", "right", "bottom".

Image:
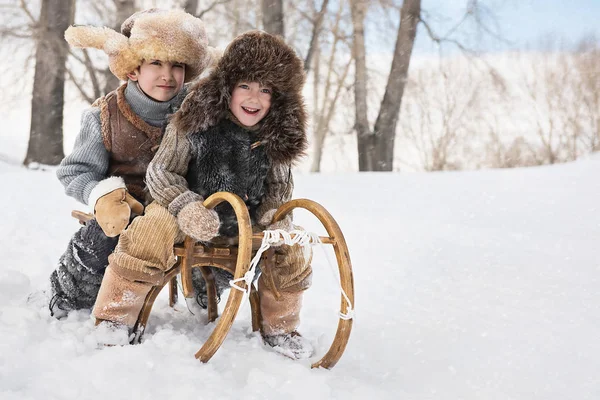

{"left": 229, "top": 229, "right": 354, "bottom": 320}
{"left": 316, "top": 239, "right": 355, "bottom": 321}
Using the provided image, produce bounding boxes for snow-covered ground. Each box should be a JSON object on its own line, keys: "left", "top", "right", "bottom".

{"left": 0, "top": 157, "right": 599, "bottom": 399}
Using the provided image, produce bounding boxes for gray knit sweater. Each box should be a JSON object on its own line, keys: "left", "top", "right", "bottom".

{"left": 56, "top": 80, "right": 186, "bottom": 205}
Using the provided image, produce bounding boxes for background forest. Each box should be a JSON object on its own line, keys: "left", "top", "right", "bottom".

{"left": 1, "top": 0, "right": 599, "bottom": 172}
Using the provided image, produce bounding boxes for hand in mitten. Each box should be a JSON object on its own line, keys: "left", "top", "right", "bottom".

{"left": 177, "top": 201, "right": 220, "bottom": 242}
{"left": 259, "top": 209, "right": 293, "bottom": 232}
{"left": 95, "top": 188, "right": 144, "bottom": 237}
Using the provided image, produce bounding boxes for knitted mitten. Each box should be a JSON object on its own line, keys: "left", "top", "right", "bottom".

{"left": 177, "top": 201, "right": 220, "bottom": 241}
{"left": 258, "top": 209, "right": 292, "bottom": 231}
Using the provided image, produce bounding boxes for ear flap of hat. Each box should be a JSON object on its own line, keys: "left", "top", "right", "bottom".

{"left": 258, "top": 91, "right": 308, "bottom": 164}
{"left": 65, "top": 25, "right": 136, "bottom": 81}
{"left": 65, "top": 25, "right": 127, "bottom": 54}
{"left": 171, "top": 73, "right": 229, "bottom": 136}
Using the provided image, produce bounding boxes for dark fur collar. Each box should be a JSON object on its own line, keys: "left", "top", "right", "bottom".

{"left": 171, "top": 78, "right": 307, "bottom": 164}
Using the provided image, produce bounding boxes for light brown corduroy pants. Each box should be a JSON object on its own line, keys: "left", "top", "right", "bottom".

{"left": 93, "top": 202, "right": 312, "bottom": 335}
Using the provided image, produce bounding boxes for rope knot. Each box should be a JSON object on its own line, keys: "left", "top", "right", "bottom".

{"left": 228, "top": 228, "right": 354, "bottom": 321}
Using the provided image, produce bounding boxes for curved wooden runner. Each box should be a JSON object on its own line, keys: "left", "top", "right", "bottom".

{"left": 193, "top": 192, "right": 253, "bottom": 362}
{"left": 272, "top": 199, "right": 355, "bottom": 369}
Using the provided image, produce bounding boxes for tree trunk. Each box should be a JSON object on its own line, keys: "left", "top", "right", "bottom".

{"left": 310, "top": 61, "right": 351, "bottom": 172}
{"left": 304, "top": 0, "right": 329, "bottom": 73}
{"left": 24, "top": 0, "right": 75, "bottom": 166}
{"left": 261, "top": 0, "right": 284, "bottom": 37}
{"left": 372, "top": 0, "right": 420, "bottom": 171}
{"left": 349, "top": 0, "right": 373, "bottom": 171}
{"left": 183, "top": 0, "right": 199, "bottom": 14}
{"left": 312, "top": 39, "right": 321, "bottom": 135}
{"left": 310, "top": 0, "right": 345, "bottom": 172}
{"left": 103, "top": 0, "right": 136, "bottom": 94}
{"left": 232, "top": 0, "right": 241, "bottom": 36}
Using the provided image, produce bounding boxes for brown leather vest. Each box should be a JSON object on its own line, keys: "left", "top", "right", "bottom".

{"left": 97, "top": 84, "right": 163, "bottom": 204}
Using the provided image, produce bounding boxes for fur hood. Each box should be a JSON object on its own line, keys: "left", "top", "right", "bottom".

{"left": 64, "top": 8, "right": 217, "bottom": 82}
{"left": 171, "top": 30, "right": 308, "bottom": 164}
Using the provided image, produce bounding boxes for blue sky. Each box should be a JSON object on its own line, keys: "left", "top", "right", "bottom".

{"left": 409, "top": 0, "right": 600, "bottom": 54}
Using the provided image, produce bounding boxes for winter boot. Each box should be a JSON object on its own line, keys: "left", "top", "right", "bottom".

{"left": 259, "top": 286, "right": 313, "bottom": 359}
{"left": 94, "top": 319, "right": 132, "bottom": 346}
{"left": 263, "top": 330, "right": 314, "bottom": 360}
{"left": 48, "top": 291, "right": 74, "bottom": 319}
{"left": 92, "top": 265, "right": 152, "bottom": 329}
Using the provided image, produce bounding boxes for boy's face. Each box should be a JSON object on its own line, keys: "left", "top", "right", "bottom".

{"left": 127, "top": 60, "right": 185, "bottom": 102}
{"left": 229, "top": 82, "right": 272, "bottom": 127}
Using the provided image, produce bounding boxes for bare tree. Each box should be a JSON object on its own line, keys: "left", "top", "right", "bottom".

{"left": 350, "top": 0, "right": 420, "bottom": 171}
{"left": 262, "top": 0, "right": 284, "bottom": 36}
{"left": 349, "top": 0, "right": 372, "bottom": 171}
{"left": 310, "top": 0, "right": 351, "bottom": 172}
{"left": 485, "top": 133, "right": 537, "bottom": 169}
{"left": 0, "top": 1, "right": 37, "bottom": 106}
{"left": 399, "top": 59, "right": 484, "bottom": 171}
{"left": 572, "top": 37, "right": 600, "bottom": 154}
{"left": 24, "top": 0, "right": 75, "bottom": 167}
{"left": 183, "top": 0, "right": 200, "bottom": 13}
{"left": 184, "top": 0, "right": 233, "bottom": 19}
{"left": 350, "top": 0, "right": 509, "bottom": 171}
{"left": 517, "top": 50, "right": 577, "bottom": 165}
{"left": 372, "top": 0, "right": 420, "bottom": 171}
{"left": 514, "top": 38, "right": 600, "bottom": 165}
{"left": 303, "top": 0, "right": 329, "bottom": 73}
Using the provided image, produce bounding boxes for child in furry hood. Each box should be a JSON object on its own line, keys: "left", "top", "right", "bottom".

{"left": 97, "top": 31, "right": 314, "bottom": 358}
{"left": 48, "top": 8, "right": 215, "bottom": 318}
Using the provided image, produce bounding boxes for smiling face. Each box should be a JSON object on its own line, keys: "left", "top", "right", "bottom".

{"left": 127, "top": 59, "right": 185, "bottom": 102}
{"left": 229, "top": 82, "right": 272, "bottom": 127}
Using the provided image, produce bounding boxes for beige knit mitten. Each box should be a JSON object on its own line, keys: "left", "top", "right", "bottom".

{"left": 177, "top": 200, "right": 220, "bottom": 241}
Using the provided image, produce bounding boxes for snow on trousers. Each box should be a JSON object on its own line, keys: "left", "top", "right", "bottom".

{"left": 50, "top": 219, "right": 118, "bottom": 311}
{"left": 93, "top": 202, "right": 313, "bottom": 334}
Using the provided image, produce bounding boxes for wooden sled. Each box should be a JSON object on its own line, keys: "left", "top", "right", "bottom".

{"left": 73, "top": 192, "right": 354, "bottom": 369}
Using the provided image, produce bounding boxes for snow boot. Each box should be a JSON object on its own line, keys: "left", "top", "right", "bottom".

{"left": 263, "top": 330, "right": 314, "bottom": 360}
{"left": 259, "top": 286, "right": 313, "bottom": 359}
{"left": 94, "top": 319, "right": 132, "bottom": 346}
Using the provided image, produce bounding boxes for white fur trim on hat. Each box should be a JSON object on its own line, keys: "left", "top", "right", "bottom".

{"left": 88, "top": 176, "right": 126, "bottom": 213}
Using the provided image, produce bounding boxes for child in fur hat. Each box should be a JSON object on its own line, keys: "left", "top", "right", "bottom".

{"left": 48, "top": 8, "right": 215, "bottom": 320}
{"left": 97, "top": 30, "right": 314, "bottom": 358}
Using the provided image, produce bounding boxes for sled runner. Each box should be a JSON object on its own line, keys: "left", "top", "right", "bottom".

{"left": 73, "top": 192, "right": 354, "bottom": 369}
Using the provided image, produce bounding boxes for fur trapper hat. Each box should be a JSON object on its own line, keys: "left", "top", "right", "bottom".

{"left": 64, "top": 8, "right": 215, "bottom": 82}
{"left": 172, "top": 30, "right": 308, "bottom": 163}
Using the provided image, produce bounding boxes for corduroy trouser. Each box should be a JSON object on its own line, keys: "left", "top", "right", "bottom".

{"left": 93, "top": 202, "right": 312, "bottom": 334}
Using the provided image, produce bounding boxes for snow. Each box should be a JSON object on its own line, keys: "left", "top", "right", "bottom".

{"left": 1, "top": 158, "right": 599, "bottom": 399}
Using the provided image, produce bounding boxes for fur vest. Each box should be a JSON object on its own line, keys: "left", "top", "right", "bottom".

{"left": 186, "top": 119, "right": 271, "bottom": 236}
{"left": 96, "top": 84, "right": 163, "bottom": 203}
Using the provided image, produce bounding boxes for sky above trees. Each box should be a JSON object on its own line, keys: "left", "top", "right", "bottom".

{"left": 410, "top": 0, "right": 600, "bottom": 55}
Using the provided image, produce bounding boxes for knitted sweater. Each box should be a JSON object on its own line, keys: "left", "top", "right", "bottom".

{"left": 56, "top": 80, "right": 186, "bottom": 205}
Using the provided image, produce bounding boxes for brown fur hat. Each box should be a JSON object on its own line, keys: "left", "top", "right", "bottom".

{"left": 172, "top": 30, "right": 308, "bottom": 164}
{"left": 64, "top": 8, "right": 216, "bottom": 82}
